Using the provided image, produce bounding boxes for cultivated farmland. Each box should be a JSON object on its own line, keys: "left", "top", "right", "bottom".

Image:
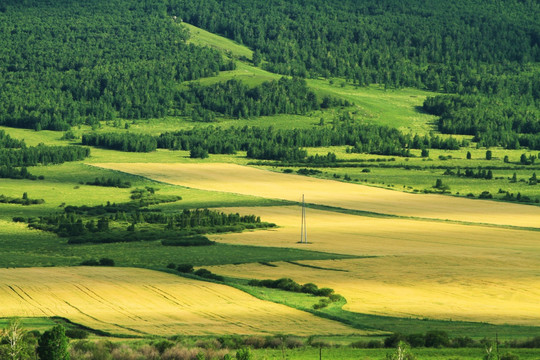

{"left": 0, "top": 267, "right": 357, "bottom": 336}
{"left": 96, "top": 163, "right": 540, "bottom": 228}
{"left": 204, "top": 205, "right": 540, "bottom": 326}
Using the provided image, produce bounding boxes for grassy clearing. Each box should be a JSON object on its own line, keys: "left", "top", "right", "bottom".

{"left": 95, "top": 163, "right": 540, "bottom": 228}
{"left": 0, "top": 267, "right": 356, "bottom": 336}
{"left": 183, "top": 22, "right": 253, "bottom": 60}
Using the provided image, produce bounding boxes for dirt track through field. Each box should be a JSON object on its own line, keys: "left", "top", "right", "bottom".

{"left": 95, "top": 163, "right": 540, "bottom": 228}
{"left": 0, "top": 267, "right": 357, "bottom": 336}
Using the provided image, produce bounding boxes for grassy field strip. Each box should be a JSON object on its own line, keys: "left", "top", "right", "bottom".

{"left": 209, "top": 257, "right": 540, "bottom": 326}
{"left": 183, "top": 22, "right": 253, "bottom": 60}
{"left": 94, "top": 163, "right": 540, "bottom": 228}
{"left": 0, "top": 267, "right": 358, "bottom": 336}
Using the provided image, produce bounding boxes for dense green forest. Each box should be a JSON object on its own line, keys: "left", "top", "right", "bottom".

{"left": 169, "top": 0, "right": 539, "bottom": 88}
{"left": 181, "top": 78, "right": 347, "bottom": 120}
{"left": 0, "top": 0, "right": 233, "bottom": 130}
{"left": 0, "top": 0, "right": 539, "bottom": 155}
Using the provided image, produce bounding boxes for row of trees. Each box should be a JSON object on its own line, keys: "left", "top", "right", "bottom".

{"left": 182, "top": 78, "right": 346, "bottom": 119}
{"left": 0, "top": 145, "right": 90, "bottom": 167}
{"left": 82, "top": 132, "right": 157, "bottom": 152}
{"left": 156, "top": 121, "right": 465, "bottom": 160}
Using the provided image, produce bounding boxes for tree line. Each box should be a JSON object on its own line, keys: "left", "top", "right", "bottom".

{"left": 156, "top": 120, "right": 464, "bottom": 160}
{"left": 0, "top": 144, "right": 90, "bottom": 167}
{"left": 181, "top": 78, "right": 347, "bottom": 120}
{"left": 424, "top": 93, "right": 540, "bottom": 150}
{"left": 82, "top": 132, "right": 157, "bottom": 152}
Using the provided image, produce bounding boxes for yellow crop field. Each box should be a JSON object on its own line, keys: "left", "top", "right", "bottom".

{"left": 208, "top": 257, "right": 540, "bottom": 326}
{"left": 203, "top": 205, "right": 540, "bottom": 326}
{"left": 0, "top": 267, "right": 357, "bottom": 336}
{"left": 208, "top": 206, "right": 540, "bottom": 258}
{"left": 95, "top": 163, "right": 540, "bottom": 228}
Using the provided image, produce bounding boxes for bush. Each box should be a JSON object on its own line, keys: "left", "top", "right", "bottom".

{"left": 315, "top": 287, "right": 334, "bottom": 297}
{"left": 265, "top": 337, "right": 283, "bottom": 349}
{"left": 235, "top": 347, "right": 252, "bottom": 360}
{"left": 285, "top": 337, "right": 304, "bottom": 349}
{"left": 37, "top": 325, "right": 69, "bottom": 360}
{"left": 406, "top": 333, "right": 425, "bottom": 348}
{"left": 99, "top": 258, "right": 115, "bottom": 266}
{"left": 80, "top": 259, "right": 100, "bottom": 266}
{"left": 65, "top": 329, "right": 89, "bottom": 339}
{"left": 478, "top": 191, "right": 493, "bottom": 199}
{"left": 194, "top": 268, "right": 224, "bottom": 281}
{"left": 501, "top": 352, "right": 519, "bottom": 360}
{"left": 243, "top": 337, "right": 265, "bottom": 349}
{"left": 385, "top": 333, "right": 407, "bottom": 348}
{"left": 301, "top": 283, "right": 319, "bottom": 294}
{"left": 425, "top": 330, "right": 449, "bottom": 348}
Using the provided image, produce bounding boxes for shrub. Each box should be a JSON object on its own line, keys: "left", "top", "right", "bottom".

{"left": 194, "top": 268, "right": 224, "bottom": 282}
{"left": 80, "top": 259, "right": 100, "bottom": 266}
{"left": 315, "top": 287, "right": 334, "bottom": 297}
{"left": 37, "top": 325, "right": 69, "bottom": 360}
{"left": 243, "top": 337, "right": 265, "bottom": 349}
{"left": 152, "top": 340, "right": 175, "bottom": 354}
{"left": 425, "top": 330, "right": 449, "bottom": 348}
{"left": 406, "top": 333, "right": 425, "bottom": 348}
{"left": 313, "top": 298, "right": 330, "bottom": 309}
{"left": 65, "top": 329, "right": 89, "bottom": 339}
{"left": 285, "top": 337, "right": 304, "bottom": 349}
{"left": 265, "top": 337, "right": 283, "bottom": 349}
{"left": 235, "top": 347, "right": 252, "bottom": 360}
{"left": 99, "top": 258, "right": 115, "bottom": 266}
{"left": 301, "top": 283, "right": 318, "bottom": 294}
{"left": 385, "top": 333, "right": 407, "bottom": 348}
{"left": 501, "top": 352, "right": 519, "bottom": 360}
{"left": 367, "top": 340, "right": 384, "bottom": 348}
{"left": 478, "top": 191, "right": 493, "bottom": 199}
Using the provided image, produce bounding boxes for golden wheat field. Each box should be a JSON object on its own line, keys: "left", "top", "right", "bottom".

{"left": 95, "top": 163, "right": 540, "bottom": 228}
{"left": 209, "top": 205, "right": 540, "bottom": 258}
{"left": 0, "top": 267, "right": 357, "bottom": 336}
{"left": 208, "top": 257, "right": 540, "bottom": 326}
{"left": 204, "top": 205, "right": 540, "bottom": 325}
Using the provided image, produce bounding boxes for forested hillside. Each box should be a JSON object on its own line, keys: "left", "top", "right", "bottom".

{"left": 0, "top": 0, "right": 232, "bottom": 130}
{"left": 0, "top": 0, "right": 538, "bottom": 153}
{"left": 170, "top": 0, "right": 539, "bottom": 89}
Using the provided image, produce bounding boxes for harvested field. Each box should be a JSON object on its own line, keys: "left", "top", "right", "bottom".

{"left": 95, "top": 163, "right": 540, "bottom": 228}
{"left": 0, "top": 267, "right": 357, "bottom": 336}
